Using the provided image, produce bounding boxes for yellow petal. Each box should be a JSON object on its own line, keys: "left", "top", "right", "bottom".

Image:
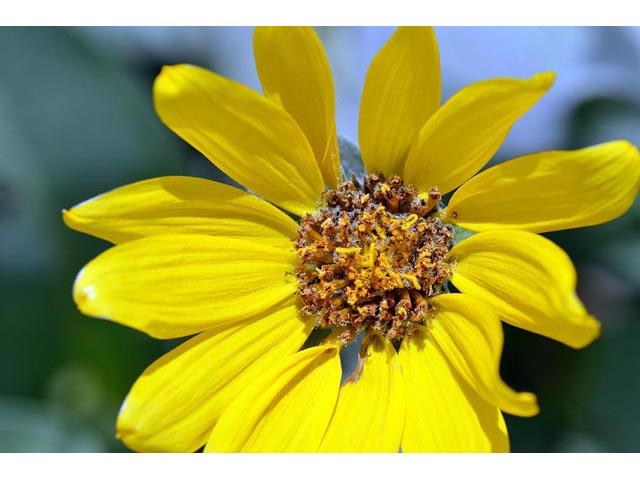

{"left": 400, "top": 328, "right": 509, "bottom": 452}
{"left": 254, "top": 27, "right": 341, "bottom": 188}
{"left": 73, "top": 234, "right": 296, "bottom": 339}
{"left": 429, "top": 294, "right": 539, "bottom": 417}
{"left": 205, "top": 345, "right": 341, "bottom": 452}
{"left": 319, "top": 333, "right": 404, "bottom": 452}
{"left": 63, "top": 176, "right": 298, "bottom": 248}
{"left": 446, "top": 141, "right": 640, "bottom": 232}
{"left": 359, "top": 27, "right": 441, "bottom": 178}
{"left": 117, "top": 302, "right": 313, "bottom": 452}
{"left": 403, "top": 72, "right": 554, "bottom": 195}
{"left": 153, "top": 64, "right": 324, "bottom": 216}
{"left": 449, "top": 230, "right": 600, "bottom": 349}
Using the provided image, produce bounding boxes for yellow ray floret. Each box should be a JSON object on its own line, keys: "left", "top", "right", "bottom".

{"left": 73, "top": 234, "right": 297, "bottom": 339}
{"left": 63, "top": 176, "right": 298, "bottom": 247}
{"left": 359, "top": 27, "right": 441, "bottom": 178}
{"left": 400, "top": 326, "right": 509, "bottom": 452}
{"left": 206, "top": 345, "right": 341, "bottom": 452}
{"left": 449, "top": 230, "right": 600, "bottom": 348}
{"left": 427, "top": 294, "right": 539, "bottom": 417}
{"left": 153, "top": 64, "right": 324, "bottom": 216}
{"left": 446, "top": 140, "right": 640, "bottom": 232}
{"left": 117, "top": 302, "right": 313, "bottom": 452}
{"left": 404, "top": 72, "right": 555, "bottom": 195}
{"left": 254, "top": 26, "right": 341, "bottom": 188}
{"left": 319, "top": 333, "right": 405, "bottom": 452}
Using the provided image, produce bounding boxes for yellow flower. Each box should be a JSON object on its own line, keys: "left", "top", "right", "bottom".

{"left": 64, "top": 27, "right": 640, "bottom": 453}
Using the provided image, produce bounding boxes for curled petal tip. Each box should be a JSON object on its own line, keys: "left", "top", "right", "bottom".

{"left": 568, "top": 315, "right": 601, "bottom": 349}
{"left": 154, "top": 64, "right": 192, "bottom": 97}
{"left": 534, "top": 70, "right": 557, "bottom": 87}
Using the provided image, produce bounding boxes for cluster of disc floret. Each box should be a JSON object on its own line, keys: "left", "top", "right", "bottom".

{"left": 294, "top": 174, "right": 454, "bottom": 345}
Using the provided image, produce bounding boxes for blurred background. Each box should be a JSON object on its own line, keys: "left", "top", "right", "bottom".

{"left": 1, "top": 26, "right": 640, "bottom": 452}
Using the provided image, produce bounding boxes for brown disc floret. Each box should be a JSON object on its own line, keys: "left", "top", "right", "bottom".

{"left": 294, "top": 174, "right": 454, "bottom": 345}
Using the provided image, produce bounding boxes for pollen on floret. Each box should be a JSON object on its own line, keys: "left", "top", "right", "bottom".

{"left": 294, "top": 174, "right": 454, "bottom": 345}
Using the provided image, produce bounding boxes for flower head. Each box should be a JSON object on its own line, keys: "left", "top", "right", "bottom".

{"left": 64, "top": 27, "right": 640, "bottom": 452}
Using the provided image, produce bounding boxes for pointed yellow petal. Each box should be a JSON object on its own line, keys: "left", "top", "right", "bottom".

{"left": 117, "top": 302, "right": 313, "bottom": 452}
{"left": 446, "top": 141, "right": 640, "bottom": 232}
{"left": 429, "top": 294, "right": 539, "bottom": 417}
{"left": 450, "top": 230, "right": 600, "bottom": 349}
{"left": 400, "top": 328, "right": 509, "bottom": 452}
{"left": 359, "top": 27, "right": 441, "bottom": 178}
{"left": 63, "top": 176, "right": 298, "bottom": 248}
{"left": 205, "top": 345, "right": 341, "bottom": 452}
{"left": 403, "top": 72, "right": 554, "bottom": 194}
{"left": 254, "top": 27, "right": 341, "bottom": 188}
{"left": 319, "top": 334, "right": 404, "bottom": 452}
{"left": 153, "top": 64, "right": 324, "bottom": 216}
{"left": 73, "top": 234, "right": 296, "bottom": 339}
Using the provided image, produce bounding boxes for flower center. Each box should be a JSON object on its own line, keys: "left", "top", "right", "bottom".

{"left": 294, "top": 174, "right": 454, "bottom": 345}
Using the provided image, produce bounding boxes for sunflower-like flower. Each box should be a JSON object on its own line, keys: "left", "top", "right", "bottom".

{"left": 64, "top": 27, "right": 640, "bottom": 452}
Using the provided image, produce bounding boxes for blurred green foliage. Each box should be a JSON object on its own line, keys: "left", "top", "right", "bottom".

{"left": 1, "top": 27, "right": 639, "bottom": 452}
{"left": 0, "top": 27, "right": 184, "bottom": 452}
